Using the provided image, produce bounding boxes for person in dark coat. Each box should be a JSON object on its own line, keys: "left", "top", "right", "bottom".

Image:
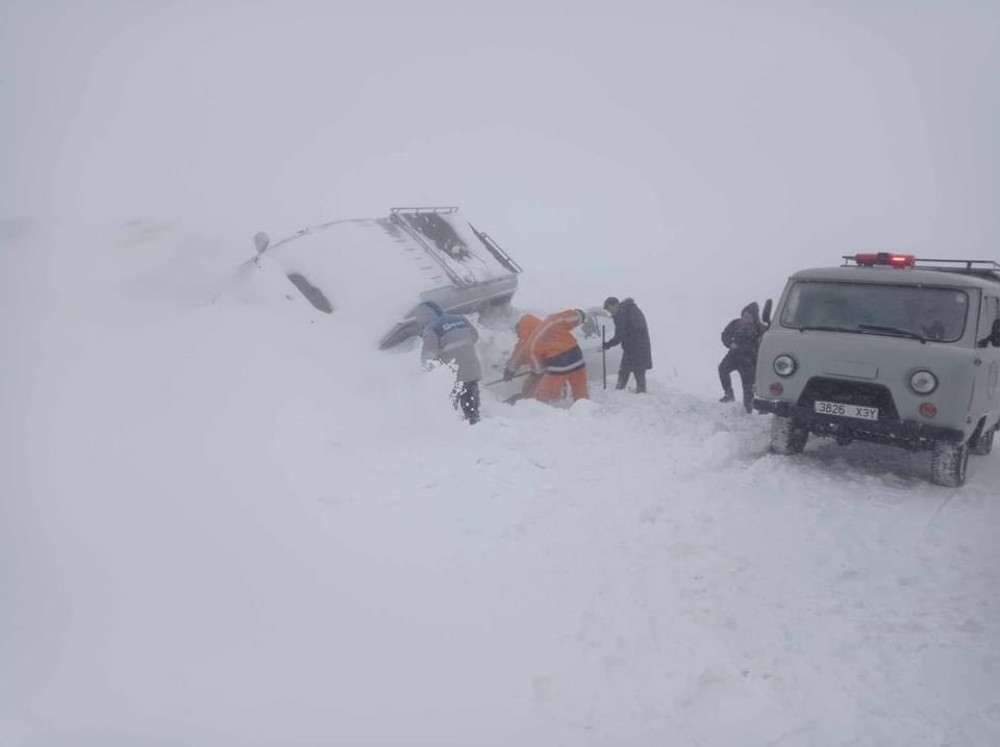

{"left": 602, "top": 296, "right": 653, "bottom": 393}
{"left": 718, "top": 301, "right": 768, "bottom": 413}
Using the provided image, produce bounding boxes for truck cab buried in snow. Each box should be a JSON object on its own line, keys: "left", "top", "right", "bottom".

{"left": 243, "top": 206, "right": 522, "bottom": 347}
{"left": 754, "top": 253, "right": 1000, "bottom": 487}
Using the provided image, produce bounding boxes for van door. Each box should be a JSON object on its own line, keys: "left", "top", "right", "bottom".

{"left": 982, "top": 295, "right": 1000, "bottom": 412}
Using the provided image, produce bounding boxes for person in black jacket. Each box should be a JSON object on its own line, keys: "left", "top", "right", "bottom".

{"left": 602, "top": 296, "right": 653, "bottom": 393}
{"left": 719, "top": 301, "right": 768, "bottom": 412}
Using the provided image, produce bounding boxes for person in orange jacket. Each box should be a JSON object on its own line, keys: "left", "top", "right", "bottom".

{"left": 502, "top": 309, "right": 589, "bottom": 403}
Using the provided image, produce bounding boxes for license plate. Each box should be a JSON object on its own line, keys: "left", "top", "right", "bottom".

{"left": 814, "top": 400, "right": 879, "bottom": 420}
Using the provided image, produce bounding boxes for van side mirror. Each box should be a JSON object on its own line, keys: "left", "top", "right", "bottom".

{"left": 762, "top": 298, "right": 773, "bottom": 326}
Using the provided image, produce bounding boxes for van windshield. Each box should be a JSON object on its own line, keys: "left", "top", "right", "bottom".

{"left": 780, "top": 282, "right": 969, "bottom": 342}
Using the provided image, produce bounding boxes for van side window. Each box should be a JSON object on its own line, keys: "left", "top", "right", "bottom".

{"left": 979, "top": 296, "right": 1000, "bottom": 347}
{"left": 987, "top": 297, "right": 1000, "bottom": 323}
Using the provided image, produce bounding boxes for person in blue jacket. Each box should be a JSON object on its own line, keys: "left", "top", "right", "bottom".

{"left": 412, "top": 301, "right": 482, "bottom": 424}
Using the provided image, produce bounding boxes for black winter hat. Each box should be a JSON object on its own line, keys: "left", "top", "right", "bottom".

{"left": 603, "top": 296, "right": 620, "bottom": 310}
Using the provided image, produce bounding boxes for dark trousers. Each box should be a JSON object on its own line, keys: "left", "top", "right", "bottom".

{"left": 451, "top": 380, "right": 481, "bottom": 424}
{"left": 718, "top": 350, "right": 755, "bottom": 412}
{"left": 616, "top": 368, "right": 647, "bottom": 393}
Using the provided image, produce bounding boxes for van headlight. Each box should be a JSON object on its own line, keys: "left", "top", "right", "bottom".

{"left": 909, "top": 370, "right": 938, "bottom": 395}
{"left": 773, "top": 354, "right": 797, "bottom": 377}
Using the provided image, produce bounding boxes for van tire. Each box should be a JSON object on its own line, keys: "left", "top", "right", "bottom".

{"left": 769, "top": 415, "right": 808, "bottom": 455}
{"left": 930, "top": 440, "right": 969, "bottom": 487}
{"left": 970, "top": 425, "right": 996, "bottom": 456}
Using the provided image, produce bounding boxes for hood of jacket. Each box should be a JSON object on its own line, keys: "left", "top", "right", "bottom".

{"left": 412, "top": 300, "right": 444, "bottom": 327}
{"left": 741, "top": 302, "right": 760, "bottom": 322}
{"left": 516, "top": 314, "right": 541, "bottom": 340}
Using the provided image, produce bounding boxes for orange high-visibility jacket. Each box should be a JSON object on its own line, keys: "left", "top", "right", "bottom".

{"left": 507, "top": 309, "right": 586, "bottom": 374}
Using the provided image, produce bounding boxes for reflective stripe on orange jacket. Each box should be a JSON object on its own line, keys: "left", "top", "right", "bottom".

{"left": 507, "top": 309, "right": 586, "bottom": 374}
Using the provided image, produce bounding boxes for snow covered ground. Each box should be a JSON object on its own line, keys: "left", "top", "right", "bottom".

{"left": 3, "top": 2, "right": 999, "bottom": 745}
{"left": 1, "top": 220, "right": 997, "bottom": 746}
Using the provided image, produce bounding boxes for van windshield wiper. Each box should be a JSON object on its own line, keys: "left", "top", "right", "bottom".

{"left": 856, "top": 324, "right": 927, "bottom": 343}
{"left": 793, "top": 324, "right": 862, "bottom": 334}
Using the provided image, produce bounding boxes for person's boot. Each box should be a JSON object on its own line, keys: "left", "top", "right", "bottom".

{"left": 719, "top": 391, "right": 734, "bottom": 403}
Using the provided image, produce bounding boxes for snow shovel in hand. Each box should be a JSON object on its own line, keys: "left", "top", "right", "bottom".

{"left": 601, "top": 325, "right": 607, "bottom": 389}
{"left": 501, "top": 372, "right": 542, "bottom": 405}
{"left": 483, "top": 370, "right": 530, "bottom": 387}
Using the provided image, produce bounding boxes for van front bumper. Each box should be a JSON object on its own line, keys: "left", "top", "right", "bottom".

{"left": 752, "top": 398, "right": 965, "bottom": 446}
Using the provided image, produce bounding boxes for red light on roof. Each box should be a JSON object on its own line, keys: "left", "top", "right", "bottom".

{"left": 853, "top": 252, "right": 915, "bottom": 268}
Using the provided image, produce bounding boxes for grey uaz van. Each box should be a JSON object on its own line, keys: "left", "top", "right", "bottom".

{"left": 754, "top": 253, "right": 1000, "bottom": 487}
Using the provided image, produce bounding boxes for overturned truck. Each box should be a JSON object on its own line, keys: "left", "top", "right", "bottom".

{"left": 246, "top": 206, "right": 523, "bottom": 348}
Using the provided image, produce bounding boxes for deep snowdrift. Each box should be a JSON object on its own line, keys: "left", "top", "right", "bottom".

{"left": 1, "top": 220, "right": 998, "bottom": 747}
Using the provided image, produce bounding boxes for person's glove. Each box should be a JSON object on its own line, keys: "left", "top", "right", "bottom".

{"left": 502, "top": 368, "right": 515, "bottom": 382}
{"left": 602, "top": 342, "right": 612, "bottom": 351}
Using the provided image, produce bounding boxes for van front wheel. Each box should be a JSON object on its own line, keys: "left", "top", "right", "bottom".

{"left": 769, "top": 415, "right": 808, "bottom": 455}
{"left": 930, "top": 440, "right": 969, "bottom": 487}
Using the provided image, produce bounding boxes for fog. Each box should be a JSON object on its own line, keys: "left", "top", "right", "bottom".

{"left": 3, "top": 1, "right": 998, "bottom": 276}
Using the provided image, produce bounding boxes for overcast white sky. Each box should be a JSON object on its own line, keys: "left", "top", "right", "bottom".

{"left": 2, "top": 1, "right": 998, "bottom": 287}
